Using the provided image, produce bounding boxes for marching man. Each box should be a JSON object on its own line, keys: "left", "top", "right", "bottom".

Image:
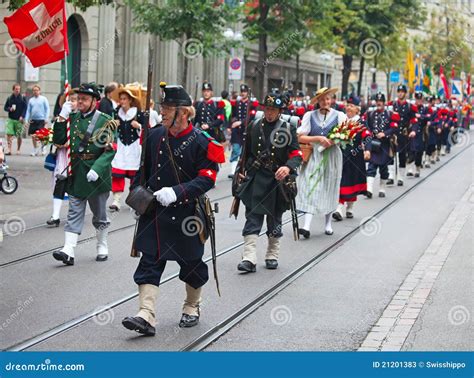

{"left": 52, "top": 83, "right": 117, "bottom": 265}
{"left": 122, "top": 83, "right": 224, "bottom": 336}
{"left": 236, "top": 92, "right": 302, "bottom": 272}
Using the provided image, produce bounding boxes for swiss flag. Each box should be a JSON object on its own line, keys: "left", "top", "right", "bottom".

{"left": 3, "top": 0, "right": 68, "bottom": 68}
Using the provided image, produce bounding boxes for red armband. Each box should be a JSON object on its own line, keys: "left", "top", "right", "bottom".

{"left": 198, "top": 168, "right": 217, "bottom": 182}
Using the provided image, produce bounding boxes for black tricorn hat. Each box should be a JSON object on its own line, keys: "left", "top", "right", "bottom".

{"left": 414, "top": 91, "right": 423, "bottom": 100}
{"left": 76, "top": 82, "right": 103, "bottom": 100}
{"left": 375, "top": 92, "right": 386, "bottom": 102}
{"left": 240, "top": 84, "right": 249, "bottom": 92}
{"left": 261, "top": 93, "right": 288, "bottom": 109}
{"left": 397, "top": 84, "right": 408, "bottom": 92}
{"left": 159, "top": 82, "right": 192, "bottom": 106}
{"left": 202, "top": 82, "right": 213, "bottom": 91}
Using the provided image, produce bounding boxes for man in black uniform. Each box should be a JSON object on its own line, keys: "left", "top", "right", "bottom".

{"left": 122, "top": 83, "right": 224, "bottom": 336}
{"left": 236, "top": 92, "right": 302, "bottom": 273}
{"left": 387, "top": 84, "right": 417, "bottom": 186}
{"left": 193, "top": 82, "right": 226, "bottom": 143}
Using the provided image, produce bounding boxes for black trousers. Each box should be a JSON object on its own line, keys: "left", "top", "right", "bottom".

{"left": 408, "top": 151, "right": 423, "bottom": 167}
{"left": 243, "top": 207, "right": 283, "bottom": 238}
{"left": 397, "top": 134, "right": 408, "bottom": 168}
{"left": 134, "top": 258, "right": 209, "bottom": 289}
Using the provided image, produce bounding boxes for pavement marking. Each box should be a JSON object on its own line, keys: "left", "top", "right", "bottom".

{"left": 358, "top": 185, "right": 472, "bottom": 352}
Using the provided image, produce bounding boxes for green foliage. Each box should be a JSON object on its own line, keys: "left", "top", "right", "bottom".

{"left": 413, "top": 1, "right": 472, "bottom": 74}
{"left": 126, "top": 0, "right": 241, "bottom": 58}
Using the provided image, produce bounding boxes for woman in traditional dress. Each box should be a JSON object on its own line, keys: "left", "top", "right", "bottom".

{"left": 333, "top": 101, "right": 370, "bottom": 221}
{"left": 109, "top": 85, "right": 144, "bottom": 212}
{"left": 296, "top": 87, "right": 347, "bottom": 237}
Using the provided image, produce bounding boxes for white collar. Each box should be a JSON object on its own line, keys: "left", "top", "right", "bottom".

{"left": 118, "top": 107, "right": 137, "bottom": 121}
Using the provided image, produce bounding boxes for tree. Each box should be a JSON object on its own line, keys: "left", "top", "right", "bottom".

{"left": 242, "top": 0, "right": 314, "bottom": 98}
{"left": 377, "top": 32, "right": 409, "bottom": 99}
{"left": 413, "top": 0, "right": 472, "bottom": 79}
{"left": 127, "top": 0, "right": 240, "bottom": 86}
{"left": 7, "top": 0, "right": 113, "bottom": 11}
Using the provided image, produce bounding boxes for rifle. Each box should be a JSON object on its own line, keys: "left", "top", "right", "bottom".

{"left": 130, "top": 42, "right": 154, "bottom": 258}
{"left": 229, "top": 88, "right": 253, "bottom": 219}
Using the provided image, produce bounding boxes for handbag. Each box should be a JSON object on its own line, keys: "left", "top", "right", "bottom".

{"left": 300, "top": 143, "right": 313, "bottom": 163}
{"left": 125, "top": 185, "right": 156, "bottom": 215}
{"left": 125, "top": 111, "right": 155, "bottom": 215}
{"left": 44, "top": 146, "right": 57, "bottom": 171}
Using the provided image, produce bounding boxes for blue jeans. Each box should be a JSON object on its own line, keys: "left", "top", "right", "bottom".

{"left": 230, "top": 143, "right": 242, "bottom": 163}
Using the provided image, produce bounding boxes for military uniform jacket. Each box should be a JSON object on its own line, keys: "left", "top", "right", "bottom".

{"left": 193, "top": 99, "right": 225, "bottom": 142}
{"left": 365, "top": 109, "right": 399, "bottom": 166}
{"left": 410, "top": 104, "right": 429, "bottom": 152}
{"left": 390, "top": 100, "right": 417, "bottom": 133}
{"left": 133, "top": 124, "right": 224, "bottom": 261}
{"left": 53, "top": 110, "right": 116, "bottom": 199}
{"left": 237, "top": 118, "right": 302, "bottom": 215}
{"left": 230, "top": 99, "right": 258, "bottom": 145}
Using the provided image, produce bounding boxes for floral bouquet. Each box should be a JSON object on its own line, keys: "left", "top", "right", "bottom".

{"left": 34, "top": 127, "right": 53, "bottom": 145}
{"left": 317, "top": 120, "right": 369, "bottom": 152}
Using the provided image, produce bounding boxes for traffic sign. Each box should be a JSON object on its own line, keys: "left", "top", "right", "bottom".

{"left": 390, "top": 71, "right": 400, "bottom": 83}
{"left": 229, "top": 57, "right": 242, "bottom": 80}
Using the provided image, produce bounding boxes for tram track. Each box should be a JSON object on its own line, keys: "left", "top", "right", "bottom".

{"left": 0, "top": 193, "right": 235, "bottom": 268}
{"left": 182, "top": 143, "right": 472, "bottom": 351}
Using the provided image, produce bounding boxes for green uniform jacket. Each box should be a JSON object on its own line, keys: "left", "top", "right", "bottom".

{"left": 53, "top": 110, "right": 117, "bottom": 199}
{"left": 237, "top": 118, "right": 302, "bottom": 215}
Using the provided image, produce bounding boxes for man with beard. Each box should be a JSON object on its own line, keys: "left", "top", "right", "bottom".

{"left": 122, "top": 83, "right": 224, "bottom": 335}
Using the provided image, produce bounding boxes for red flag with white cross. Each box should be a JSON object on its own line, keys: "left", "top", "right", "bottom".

{"left": 3, "top": 0, "right": 68, "bottom": 67}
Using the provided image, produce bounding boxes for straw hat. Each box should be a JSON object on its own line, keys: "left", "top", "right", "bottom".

{"left": 112, "top": 82, "right": 147, "bottom": 110}
{"left": 310, "top": 87, "right": 338, "bottom": 105}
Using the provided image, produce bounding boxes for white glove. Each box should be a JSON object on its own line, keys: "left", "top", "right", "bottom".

{"left": 153, "top": 187, "right": 177, "bottom": 207}
{"left": 59, "top": 101, "right": 73, "bottom": 120}
{"left": 86, "top": 169, "right": 99, "bottom": 182}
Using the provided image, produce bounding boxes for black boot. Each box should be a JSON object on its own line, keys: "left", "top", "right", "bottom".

{"left": 237, "top": 260, "right": 256, "bottom": 273}
{"left": 52, "top": 251, "right": 74, "bottom": 265}
{"left": 386, "top": 179, "right": 394, "bottom": 185}
{"left": 122, "top": 316, "right": 155, "bottom": 336}
{"left": 332, "top": 212, "right": 343, "bottom": 221}
{"left": 179, "top": 314, "right": 199, "bottom": 328}
{"left": 265, "top": 259, "right": 278, "bottom": 269}
{"left": 46, "top": 217, "right": 60, "bottom": 227}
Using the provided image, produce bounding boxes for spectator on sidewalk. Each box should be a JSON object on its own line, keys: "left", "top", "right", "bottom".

{"left": 25, "top": 85, "right": 50, "bottom": 156}
{"left": 3, "top": 83, "right": 27, "bottom": 155}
